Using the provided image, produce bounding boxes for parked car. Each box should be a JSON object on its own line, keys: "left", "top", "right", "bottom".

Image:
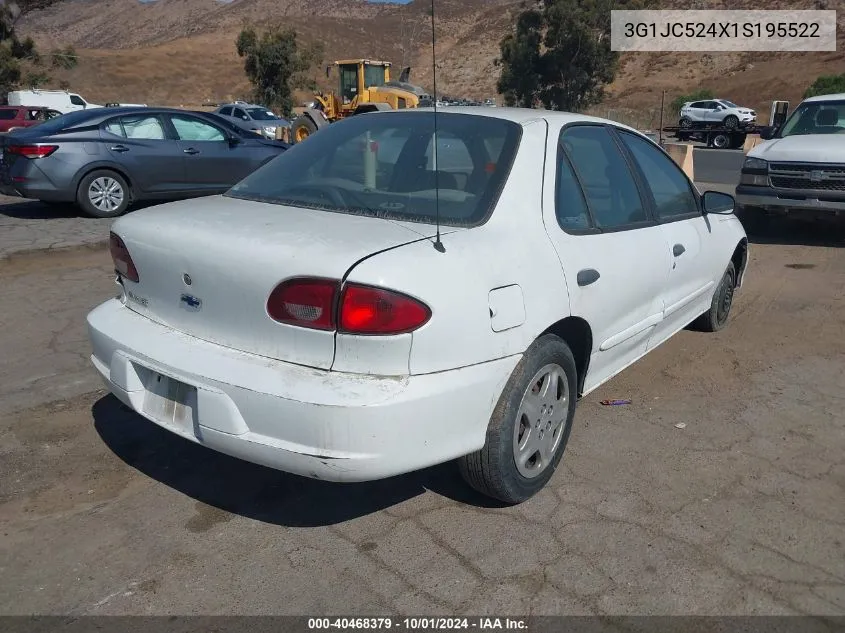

{"left": 213, "top": 102, "right": 289, "bottom": 139}
{"left": 7, "top": 89, "right": 103, "bottom": 114}
{"left": 735, "top": 92, "right": 845, "bottom": 232}
{"left": 680, "top": 99, "right": 756, "bottom": 129}
{"left": 0, "top": 106, "right": 289, "bottom": 217}
{"left": 86, "top": 107, "right": 748, "bottom": 504}
{"left": 0, "top": 105, "right": 62, "bottom": 133}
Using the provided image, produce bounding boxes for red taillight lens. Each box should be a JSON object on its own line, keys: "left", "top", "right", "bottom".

{"left": 109, "top": 232, "right": 139, "bottom": 283}
{"left": 266, "top": 278, "right": 338, "bottom": 330}
{"left": 340, "top": 284, "right": 431, "bottom": 335}
{"left": 6, "top": 144, "right": 58, "bottom": 159}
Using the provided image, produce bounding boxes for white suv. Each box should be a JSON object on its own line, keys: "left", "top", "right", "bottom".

{"left": 680, "top": 99, "right": 757, "bottom": 130}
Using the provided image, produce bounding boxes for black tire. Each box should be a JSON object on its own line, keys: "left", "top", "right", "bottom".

{"left": 692, "top": 261, "right": 736, "bottom": 332}
{"left": 291, "top": 115, "right": 318, "bottom": 143}
{"left": 736, "top": 204, "right": 770, "bottom": 236}
{"left": 723, "top": 114, "right": 740, "bottom": 130}
{"left": 679, "top": 117, "right": 693, "bottom": 129}
{"left": 458, "top": 334, "right": 578, "bottom": 505}
{"left": 76, "top": 169, "right": 131, "bottom": 218}
{"left": 711, "top": 133, "right": 730, "bottom": 149}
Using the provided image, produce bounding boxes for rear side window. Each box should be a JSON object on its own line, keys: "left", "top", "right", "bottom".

{"left": 555, "top": 152, "right": 590, "bottom": 231}
{"left": 560, "top": 125, "right": 647, "bottom": 230}
{"left": 0, "top": 109, "right": 18, "bottom": 120}
{"left": 104, "top": 115, "right": 166, "bottom": 140}
{"left": 227, "top": 112, "right": 522, "bottom": 227}
{"left": 218, "top": 106, "right": 233, "bottom": 116}
{"left": 618, "top": 130, "right": 699, "bottom": 221}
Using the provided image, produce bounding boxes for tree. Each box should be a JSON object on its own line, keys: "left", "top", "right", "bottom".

{"left": 0, "top": 0, "right": 39, "bottom": 95}
{"left": 50, "top": 45, "right": 78, "bottom": 70}
{"left": 236, "top": 23, "right": 323, "bottom": 118}
{"left": 496, "top": 0, "right": 647, "bottom": 112}
{"left": 670, "top": 88, "right": 713, "bottom": 115}
{"left": 804, "top": 73, "right": 845, "bottom": 99}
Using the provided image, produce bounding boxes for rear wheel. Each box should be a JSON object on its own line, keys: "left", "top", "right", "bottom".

{"left": 458, "top": 334, "right": 578, "bottom": 504}
{"left": 291, "top": 115, "right": 318, "bottom": 143}
{"left": 724, "top": 114, "right": 740, "bottom": 130}
{"left": 76, "top": 170, "right": 131, "bottom": 218}
{"left": 692, "top": 261, "right": 736, "bottom": 332}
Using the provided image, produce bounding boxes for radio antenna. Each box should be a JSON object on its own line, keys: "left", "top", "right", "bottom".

{"left": 430, "top": 0, "right": 445, "bottom": 253}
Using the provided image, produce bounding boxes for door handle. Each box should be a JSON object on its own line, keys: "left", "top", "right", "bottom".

{"left": 673, "top": 243, "right": 686, "bottom": 257}
{"left": 109, "top": 145, "right": 129, "bottom": 153}
{"left": 577, "top": 269, "right": 600, "bottom": 287}
{"left": 183, "top": 148, "right": 200, "bottom": 155}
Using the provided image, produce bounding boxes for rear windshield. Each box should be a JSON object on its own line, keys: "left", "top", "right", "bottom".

{"left": 780, "top": 101, "right": 845, "bottom": 136}
{"left": 22, "top": 109, "right": 91, "bottom": 134}
{"left": 225, "top": 112, "right": 522, "bottom": 226}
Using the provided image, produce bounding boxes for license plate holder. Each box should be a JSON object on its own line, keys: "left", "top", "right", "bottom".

{"left": 142, "top": 372, "right": 196, "bottom": 436}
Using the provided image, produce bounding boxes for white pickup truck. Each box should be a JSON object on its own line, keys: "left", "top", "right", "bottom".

{"left": 735, "top": 92, "right": 845, "bottom": 232}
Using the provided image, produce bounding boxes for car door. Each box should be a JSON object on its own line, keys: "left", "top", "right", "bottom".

{"left": 615, "top": 128, "right": 716, "bottom": 346}
{"left": 101, "top": 113, "right": 187, "bottom": 196}
{"left": 704, "top": 101, "right": 723, "bottom": 123}
{"left": 167, "top": 113, "right": 254, "bottom": 191}
{"left": 541, "top": 123, "right": 671, "bottom": 394}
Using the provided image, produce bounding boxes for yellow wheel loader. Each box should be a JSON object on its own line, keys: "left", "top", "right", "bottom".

{"left": 290, "top": 59, "right": 429, "bottom": 143}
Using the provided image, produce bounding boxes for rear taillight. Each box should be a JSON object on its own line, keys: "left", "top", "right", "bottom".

{"left": 109, "top": 232, "right": 139, "bottom": 283}
{"left": 6, "top": 144, "right": 58, "bottom": 159}
{"left": 339, "top": 284, "right": 430, "bottom": 335}
{"left": 266, "top": 278, "right": 338, "bottom": 330}
{"left": 267, "top": 278, "right": 430, "bottom": 335}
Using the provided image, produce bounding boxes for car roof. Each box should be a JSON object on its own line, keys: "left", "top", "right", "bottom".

{"left": 395, "top": 106, "right": 640, "bottom": 133}
{"left": 802, "top": 93, "right": 845, "bottom": 103}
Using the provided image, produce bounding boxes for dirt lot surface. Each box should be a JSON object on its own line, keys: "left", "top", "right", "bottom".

{"left": 1, "top": 204, "right": 844, "bottom": 616}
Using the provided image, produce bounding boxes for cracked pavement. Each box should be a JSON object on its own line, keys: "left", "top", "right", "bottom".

{"left": 0, "top": 202, "right": 844, "bottom": 616}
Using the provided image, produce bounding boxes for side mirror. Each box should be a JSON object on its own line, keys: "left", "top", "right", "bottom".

{"left": 228, "top": 134, "right": 242, "bottom": 146}
{"left": 759, "top": 126, "right": 776, "bottom": 140}
{"left": 702, "top": 190, "right": 735, "bottom": 214}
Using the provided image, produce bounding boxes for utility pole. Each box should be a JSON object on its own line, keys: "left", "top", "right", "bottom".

{"left": 659, "top": 90, "right": 666, "bottom": 146}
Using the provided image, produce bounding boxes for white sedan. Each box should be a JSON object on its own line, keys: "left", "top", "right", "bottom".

{"left": 87, "top": 107, "right": 748, "bottom": 504}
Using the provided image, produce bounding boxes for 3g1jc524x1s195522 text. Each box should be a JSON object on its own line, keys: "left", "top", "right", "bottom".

{"left": 622, "top": 21, "right": 821, "bottom": 39}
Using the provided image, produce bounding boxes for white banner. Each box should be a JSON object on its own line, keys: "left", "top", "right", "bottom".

{"left": 611, "top": 10, "right": 837, "bottom": 52}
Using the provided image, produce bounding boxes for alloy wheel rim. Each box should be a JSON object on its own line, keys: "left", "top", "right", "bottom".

{"left": 513, "top": 363, "right": 569, "bottom": 479}
{"left": 89, "top": 177, "right": 124, "bottom": 213}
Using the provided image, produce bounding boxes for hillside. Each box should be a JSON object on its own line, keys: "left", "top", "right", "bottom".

{"left": 16, "top": 0, "right": 845, "bottom": 125}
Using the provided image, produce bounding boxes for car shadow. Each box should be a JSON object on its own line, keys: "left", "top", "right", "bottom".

{"left": 91, "top": 395, "right": 507, "bottom": 526}
{"left": 741, "top": 216, "right": 845, "bottom": 248}
{"left": 0, "top": 199, "right": 84, "bottom": 219}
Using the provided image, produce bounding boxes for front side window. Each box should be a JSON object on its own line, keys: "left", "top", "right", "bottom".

{"left": 69, "top": 95, "right": 85, "bottom": 106}
{"left": 779, "top": 101, "right": 845, "bottom": 136}
{"left": 560, "top": 125, "right": 647, "bottom": 230}
{"left": 232, "top": 108, "right": 248, "bottom": 120}
{"left": 364, "top": 64, "right": 386, "bottom": 89}
{"left": 618, "top": 130, "right": 699, "bottom": 221}
{"left": 104, "top": 115, "right": 166, "bottom": 140}
{"left": 226, "top": 112, "right": 522, "bottom": 227}
{"left": 170, "top": 115, "right": 226, "bottom": 141}
{"left": 218, "top": 106, "right": 233, "bottom": 116}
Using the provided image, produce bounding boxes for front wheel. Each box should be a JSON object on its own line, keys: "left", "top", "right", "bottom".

{"left": 458, "top": 334, "right": 578, "bottom": 504}
{"left": 679, "top": 117, "right": 693, "bottom": 129}
{"left": 76, "top": 170, "right": 131, "bottom": 218}
{"left": 723, "top": 114, "right": 740, "bottom": 130}
{"left": 291, "top": 115, "right": 318, "bottom": 143}
{"left": 692, "top": 261, "right": 736, "bottom": 332}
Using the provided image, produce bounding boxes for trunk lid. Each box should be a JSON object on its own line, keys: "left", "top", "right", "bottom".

{"left": 112, "top": 195, "right": 436, "bottom": 370}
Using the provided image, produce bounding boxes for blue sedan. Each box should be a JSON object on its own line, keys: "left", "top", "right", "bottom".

{"left": 0, "top": 107, "right": 290, "bottom": 217}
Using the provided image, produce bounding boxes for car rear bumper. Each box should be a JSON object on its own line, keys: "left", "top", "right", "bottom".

{"left": 0, "top": 160, "right": 72, "bottom": 202}
{"left": 736, "top": 184, "right": 845, "bottom": 216}
{"left": 87, "top": 298, "right": 519, "bottom": 482}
